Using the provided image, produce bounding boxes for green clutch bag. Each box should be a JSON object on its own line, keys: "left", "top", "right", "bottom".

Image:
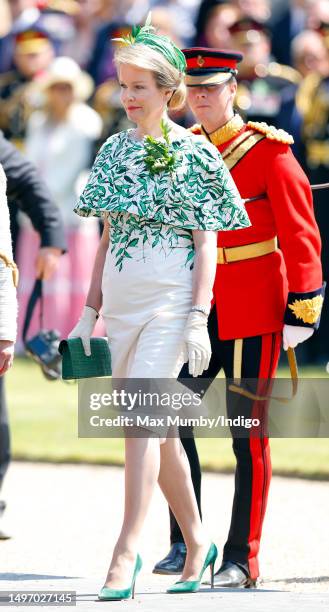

{"left": 58, "top": 338, "right": 112, "bottom": 380}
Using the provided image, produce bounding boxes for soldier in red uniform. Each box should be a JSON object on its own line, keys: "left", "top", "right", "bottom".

{"left": 153, "top": 49, "right": 325, "bottom": 587}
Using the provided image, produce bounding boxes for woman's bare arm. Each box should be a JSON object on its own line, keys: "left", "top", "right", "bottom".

{"left": 85, "top": 218, "right": 110, "bottom": 312}
{"left": 191, "top": 229, "right": 217, "bottom": 311}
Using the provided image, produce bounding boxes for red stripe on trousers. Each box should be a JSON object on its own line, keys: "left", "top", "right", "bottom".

{"left": 248, "top": 331, "right": 281, "bottom": 579}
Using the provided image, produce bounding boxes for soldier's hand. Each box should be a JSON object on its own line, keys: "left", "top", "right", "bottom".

{"left": 282, "top": 324, "right": 314, "bottom": 350}
{"left": 35, "top": 247, "right": 62, "bottom": 280}
{"left": 0, "top": 340, "right": 14, "bottom": 376}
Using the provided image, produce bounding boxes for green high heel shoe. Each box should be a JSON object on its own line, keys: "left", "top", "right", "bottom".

{"left": 167, "top": 542, "right": 218, "bottom": 594}
{"left": 98, "top": 554, "right": 142, "bottom": 601}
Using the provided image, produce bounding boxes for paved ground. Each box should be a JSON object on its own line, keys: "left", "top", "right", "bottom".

{"left": 1, "top": 462, "right": 329, "bottom": 611}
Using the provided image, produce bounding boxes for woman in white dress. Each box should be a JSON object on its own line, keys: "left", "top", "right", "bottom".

{"left": 69, "top": 19, "right": 250, "bottom": 600}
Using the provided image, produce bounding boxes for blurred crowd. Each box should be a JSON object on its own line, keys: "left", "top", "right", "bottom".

{"left": 0, "top": 0, "right": 328, "bottom": 365}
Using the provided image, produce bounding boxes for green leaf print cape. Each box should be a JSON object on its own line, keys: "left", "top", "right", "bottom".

{"left": 74, "top": 130, "right": 251, "bottom": 270}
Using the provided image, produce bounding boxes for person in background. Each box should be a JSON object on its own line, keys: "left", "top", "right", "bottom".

{"left": 194, "top": 0, "right": 270, "bottom": 45}
{"left": 0, "top": 23, "right": 55, "bottom": 146}
{"left": 201, "top": 3, "right": 240, "bottom": 49}
{"left": 194, "top": 0, "right": 228, "bottom": 44}
{"left": 0, "top": 162, "right": 17, "bottom": 540}
{"left": 271, "top": 0, "right": 329, "bottom": 66}
{"left": 88, "top": 22, "right": 132, "bottom": 86}
{"left": 18, "top": 56, "right": 103, "bottom": 342}
{"left": 150, "top": 1, "right": 200, "bottom": 47}
{"left": 278, "top": 30, "right": 329, "bottom": 157}
{"left": 0, "top": 129, "right": 66, "bottom": 268}
{"left": 229, "top": 16, "right": 302, "bottom": 127}
{"left": 0, "top": 0, "right": 41, "bottom": 74}
{"left": 29, "top": 0, "right": 100, "bottom": 69}
{"left": 0, "top": 167, "right": 16, "bottom": 374}
{"left": 271, "top": 0, "right": 310, "bottom": 66}
{"left": 0, "top": 130, "right": 66, "bottom": 539}
{"left": 292, "top": 29, "right": 329, "bottom": 78}
{"left": 59, "top": 0, "right": 100, "bottom": 69}
{"left": 294, "top": 33, "right": 329, "bottom": 367}
{"left": 0, "top": 23, "right": 56, "bottom": 254}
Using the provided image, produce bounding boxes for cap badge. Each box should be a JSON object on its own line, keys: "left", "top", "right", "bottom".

{"left": 197, "top": 55, "right": 205, "bottom": 67}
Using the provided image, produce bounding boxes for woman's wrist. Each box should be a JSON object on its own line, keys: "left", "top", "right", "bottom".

{"left": 85, "top": 304, "right": 100, "bottom": 319}
{"left": 190, "top": 304, "right": 210, "bottom": 317}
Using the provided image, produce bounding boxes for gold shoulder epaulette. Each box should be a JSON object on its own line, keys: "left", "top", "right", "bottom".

{"left": 188, "top": 123, "right": 202, "bottom": 135}
{"left": 247, "top": 121, "right": 294, "bottom": 145}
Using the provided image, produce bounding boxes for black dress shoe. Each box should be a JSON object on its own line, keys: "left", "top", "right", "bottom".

{"left": 152, "top": 543, "right": 187, "bottom": 575}
{"left": 203, "top": 561, "right": 257, "bottom": 588}
{"left": 0, "top": 502, "right": 11, "bottom": 540}
{"left": 0, "top": 526, "right": 11, "bottom": 540}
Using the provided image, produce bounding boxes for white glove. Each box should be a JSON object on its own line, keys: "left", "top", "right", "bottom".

{"left": 183, "top": 311, "right": 211, "bottom": 377}
{"left": 68, "top": 306, "right": 99, "bottom": 356}
{"left": 282, "top": 324, "right": 314, "bottom": 351}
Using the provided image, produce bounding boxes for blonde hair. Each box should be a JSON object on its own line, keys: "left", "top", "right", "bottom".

{"left": 114, "top": 43, "right": 186, "bottom": 111}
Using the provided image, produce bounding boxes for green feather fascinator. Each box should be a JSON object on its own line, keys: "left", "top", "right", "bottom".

{"left": 112, "top": 12, "right": 186, "bottom": 74}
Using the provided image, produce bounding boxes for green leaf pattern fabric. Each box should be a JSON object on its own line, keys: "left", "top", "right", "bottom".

{"left": 74, "top": 130, "right": 250, "bottom": 270}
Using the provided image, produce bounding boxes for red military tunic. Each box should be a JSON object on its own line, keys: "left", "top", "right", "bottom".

{"left": 191, "top": 119, "right": 324, "bottom": 340}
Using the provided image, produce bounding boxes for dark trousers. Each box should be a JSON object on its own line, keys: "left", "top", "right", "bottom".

{"left": 0, "top": 376, "right": 10, "bottom": 494}
{"left": 170, "top": 306, "right": 281, "bottom": 580}
{"left": 305, "top": 186, "right": 329, "bottom": 363}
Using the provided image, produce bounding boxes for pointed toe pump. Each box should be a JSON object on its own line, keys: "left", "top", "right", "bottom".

{"left": 167, "top": 542, "right": 218, "bottom": 594}
{"left": 98, "top": 554, "right": 142, "bottom": 601}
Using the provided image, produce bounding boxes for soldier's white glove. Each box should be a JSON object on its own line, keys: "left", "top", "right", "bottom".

{"left": 282, "top": 324, "right": 314, "bottom": 351}
{"left": 183, "top": 311, "right": 211, "bottom": 377}
{"left": 68, "top": 306, "right": 99, "bottom": 356}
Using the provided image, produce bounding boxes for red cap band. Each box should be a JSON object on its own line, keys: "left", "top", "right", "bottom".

{"left": 186, "top": 56, "right": 238, "bottom": 70}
